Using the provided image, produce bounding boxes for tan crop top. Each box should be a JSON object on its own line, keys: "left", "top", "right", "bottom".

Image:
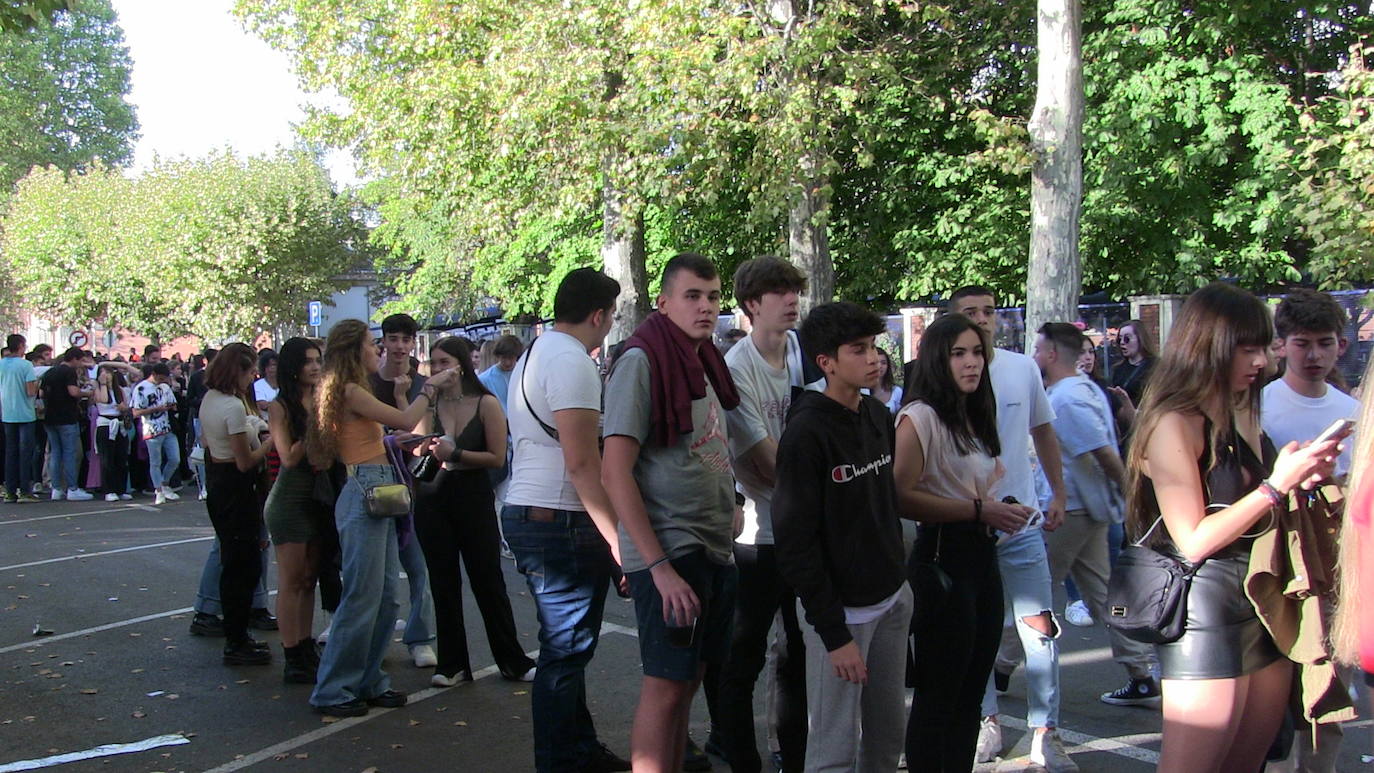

{"left": 337, "top": 414, "right": 385, "bottom": 465}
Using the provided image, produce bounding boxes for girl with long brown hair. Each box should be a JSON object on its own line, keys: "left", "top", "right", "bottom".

{"left": 307, "top": 320, "right": 456, "bottom": 718}
{"left": 1123, "top": 283, "right": 1337, "bottom": 772}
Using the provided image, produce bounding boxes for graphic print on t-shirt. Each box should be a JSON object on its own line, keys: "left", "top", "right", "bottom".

{"left": 690, "top": 399, "right": 732, "bottom": 475}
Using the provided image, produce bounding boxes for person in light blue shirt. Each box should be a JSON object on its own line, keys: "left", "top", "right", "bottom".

{"left": 1, "top": 334, "right": 40, "bottom": 503}
{"left": 477, "top": 335, "right": 524, "bottom": 412}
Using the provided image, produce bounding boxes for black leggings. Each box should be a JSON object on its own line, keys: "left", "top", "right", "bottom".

{"left": 414, "top": 468, "right": 534, "bottom": 678}
{"left": 906, "top": 524, "right": 1003, "bottom": 772}
{"left": 96, "top": 427, "right": 128, "bottom": 496}
{"left": 206, "top": 461, "right": 264, "bottom": 644}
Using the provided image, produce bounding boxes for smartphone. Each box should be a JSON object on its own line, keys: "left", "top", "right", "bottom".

{"left": 400, "top": 432, "right": 442, "bottom": 446}
{"left": 1313, "top": 418, "right": 1355, "bottom": 445}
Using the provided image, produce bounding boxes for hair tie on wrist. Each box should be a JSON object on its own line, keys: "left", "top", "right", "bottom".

{"left": 1258, "top": 479, "right": 1286, "bottom": 509}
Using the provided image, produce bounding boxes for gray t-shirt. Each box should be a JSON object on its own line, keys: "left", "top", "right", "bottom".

{"left": 603, "top": 348, "right": 735, "bottom": 571}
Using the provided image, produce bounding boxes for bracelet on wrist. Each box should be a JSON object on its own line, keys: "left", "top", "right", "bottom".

{"left": 1258, "top": 479, "right": 1286, "bottom": 509}
{"left": 973, "top": 498, "right": 983, "bottom": 523}
{"left": 646, "top": 554, "right": 671, "bottom": 571}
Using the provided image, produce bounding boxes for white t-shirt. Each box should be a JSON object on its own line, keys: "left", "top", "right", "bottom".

{"left": 253, "top": 379, "right": 278, "bottom": 404}
{"left": 1261, "top": 378, "right": 1359, "bottom": 478}
{"left": 505, "top": 331, "right": 603, "bottom": 511}
{"left": 724, "top": 332, "right": 802, "bottom": 545}
{"left": 199, "top": 389, "right": 260, "bottom": 460}
{"left": 989, "top": 348, "right": 1055, "bottom": 508}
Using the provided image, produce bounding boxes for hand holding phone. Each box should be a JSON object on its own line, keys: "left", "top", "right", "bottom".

{"left": 399, "top": 432, "right": 442, "bottom": 446}
{"left": 1312, "top": 418, "right": 1355, "bottom": 446}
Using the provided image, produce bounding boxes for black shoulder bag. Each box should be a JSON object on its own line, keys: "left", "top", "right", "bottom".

{"left": 1104, "top": 516, "right": 1199, "bottom": 644}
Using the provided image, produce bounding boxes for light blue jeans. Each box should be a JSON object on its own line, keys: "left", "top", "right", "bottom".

{"left": 193, "top": 533, "right": 270, "bottom": 614}
{"left": 398, "top": 529, "right": 435, "bottom": 647}
{"left": 311, "top": 464, "right": 403, "bottom": 707}
{"left": 44, "top": 423, "right": 80, "bottom": 492}
{"left": 145, "top": 432, "right": 180, "bottom": 489}
{"left": 981, "top": 524, "right": 1059, "bottom": 729}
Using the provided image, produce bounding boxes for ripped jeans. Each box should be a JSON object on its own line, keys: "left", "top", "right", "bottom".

{"left": 981, "top": 524, "right": 1060, "bottom": 729}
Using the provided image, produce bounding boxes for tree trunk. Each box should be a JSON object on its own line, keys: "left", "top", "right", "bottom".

{"left": 601, "top": 182, "right": 649, "bottom": 345}
{"left": 1024, "top": 0, "right": 1083, "bottom": 353}
{"left": 789, "top": 168, "right": 834, "bottom": 314}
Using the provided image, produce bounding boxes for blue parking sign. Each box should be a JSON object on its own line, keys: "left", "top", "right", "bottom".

{"left": 308, "top": 301, "right": 322, "bottom": 327}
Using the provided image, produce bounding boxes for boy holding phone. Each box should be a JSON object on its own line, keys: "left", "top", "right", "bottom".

{"left": 772, "top": 302, "right": 911, "bottom": 772}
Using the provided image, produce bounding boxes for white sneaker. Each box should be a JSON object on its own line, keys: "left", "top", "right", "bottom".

{"left": 104, "top": 493, "right": 120, "bottom": 502}
{"left": 410, "top": 643, "right": 438, "bottom": 668}
{"left": 66, "top": 488, "right": 93, "bottom": 501}
{"left": 50, "top": 489, "right": 65, "bottom": 501}
{"left": 1030, "top": 729, "right": 1080, "bottom": 773}
{"left": 974, "top": 716, "right": 1002, "bottom": 763}
{"left": 197, "top": 491, "right": 207, "bottom": 501}
{"left": 1064, "top": 600, "right": 1094, "bottom": 627}
{"left": 154, "top": 490, "right": 167, "bottom": 506}
{"left": 161, "top": 487, "right": 180, "bottom": 501}
{"left": 431, "top": 670, "right": 470, "bottom": 687}
{"left": 119, "top": 493, "right": 132, "bottom": 501}
{"left": 517, "top": 666, "right": 536, "bottom": 682}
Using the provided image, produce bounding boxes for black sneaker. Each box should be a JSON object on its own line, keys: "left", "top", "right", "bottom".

{"left": 365, "top": 689, "right": 407, "bottom": 708}
{"left": 249, "top": 608, "right": 279, "bottom": 631}
{"left": 1100, "top": 677, "right": 1161, "bottom": 707}
{"left": 223, "top": 640, "right": 272, "bottom": 666}
{"left": 683, "top": 736, "right": 711, "bottom": 771}
{"left": 581, "top": 742, "right": 631, "bottom": 773}
{"left": 189, "top": 612, "right": 225, "bottom": 637}
{"left": 314, "top": 699, "right": 368, "bottom": 718}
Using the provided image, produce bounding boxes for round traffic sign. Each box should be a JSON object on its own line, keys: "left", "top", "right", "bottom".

{"left": 68, "top": 330, "right": 88, "bottom": 347}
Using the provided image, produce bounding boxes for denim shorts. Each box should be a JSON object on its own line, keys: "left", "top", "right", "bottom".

{"left": 627, "top": 548, "right": 737, "bottom": 682}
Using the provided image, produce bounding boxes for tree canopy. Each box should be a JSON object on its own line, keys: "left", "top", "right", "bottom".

{"left": 1, "top": 150, "right": 372, "bottom": 340}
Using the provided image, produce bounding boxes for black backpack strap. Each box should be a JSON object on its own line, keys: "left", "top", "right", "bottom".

{"left": 520, "top": 338, "right": 560, "bottom": 441}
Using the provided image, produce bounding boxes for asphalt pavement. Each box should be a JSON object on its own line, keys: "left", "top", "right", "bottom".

{"left": 0, "top": 494, "right": 1368, "bottom": 772}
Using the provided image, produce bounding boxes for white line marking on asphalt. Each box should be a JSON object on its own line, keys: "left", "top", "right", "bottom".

{"left": 997, "top": 715, "right": 1161, "bottom": 764}
{"left": 202, "top": 649, "right": 542, "bottom": 773}
{"left": 0, "top": 607, "right": 194, "bottom": 655}
{"left": 0, "top": 536, "right": 213, "bottom": 572}
{"left": 0, "top": 733, "right": 190, "bottom": 772}
{"left": 0, "top": 506, "right": 130, "bottom": 525}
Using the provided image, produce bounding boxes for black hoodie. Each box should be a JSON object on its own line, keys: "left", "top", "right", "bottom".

{"left": 773, "top": 389, "right": 906, "bottom": 651}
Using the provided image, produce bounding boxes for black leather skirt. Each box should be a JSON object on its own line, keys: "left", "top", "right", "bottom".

{"left": 1155, "top": 547, "right": 1282, "bottom": 680}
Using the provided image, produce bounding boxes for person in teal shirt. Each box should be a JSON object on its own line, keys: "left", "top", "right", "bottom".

{"left": 1, "top": 334, "right": 40, "bottom": 503}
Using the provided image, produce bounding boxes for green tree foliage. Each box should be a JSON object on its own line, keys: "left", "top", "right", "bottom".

{"left": 1, "top": 150, "right": 371, "bottom": 340}
{"left": 0, "top": 0, "right": 137, "bottom": 195}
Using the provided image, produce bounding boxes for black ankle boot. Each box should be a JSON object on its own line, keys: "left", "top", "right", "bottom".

{"left": 303, "top": 639, "right": 321, "bottom": 669}
{"left": 282, "top": 643, "right": 317, "bottom": 684}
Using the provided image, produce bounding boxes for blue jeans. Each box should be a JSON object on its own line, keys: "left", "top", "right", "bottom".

{"left": 145, "top": 433, "right": 180, "bottom": 489}
{"left": 981, "top": 525, "right": 1059, "bottom": 729}
{"left": 398, "top": 530, "right": 435, "bottom": 646}
{"left": 44, "top": 423, "right": 81, "bottom": 492}
{"left": 3, "top": 422, "right": 35, "bottom": 496}
{"left": 311, "top": 465, "right": 402, "bottom": 707}
{"left": 502, "top": 505, "right": 614, "bottom": 773}
{"left": 193, "top": 533, "right": 270, "bottom": 614}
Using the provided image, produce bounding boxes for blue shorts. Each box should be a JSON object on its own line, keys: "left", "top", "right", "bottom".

{"left": 627, "top": 548, "right": 737, "bottom": 682}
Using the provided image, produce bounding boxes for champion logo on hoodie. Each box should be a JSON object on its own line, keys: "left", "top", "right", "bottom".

{"left": 830, "top": 453, "right": 892, "bottom": 484}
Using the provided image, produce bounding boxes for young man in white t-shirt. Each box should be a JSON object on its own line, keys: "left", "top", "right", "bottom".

{"left": 502, "top": 268, "right": 629, "bottom": 773}
{"left": 717, "top": 256, "right": 810, "bottom": 773}
{"left": 949, "top": 287, "right": 1084, "bottom": 770}
{"left": 1262, "top": 289, "right": 1359, "bottom": 479}
{"left": 1260, "top": 289, "right": 1356, "bottom": 773}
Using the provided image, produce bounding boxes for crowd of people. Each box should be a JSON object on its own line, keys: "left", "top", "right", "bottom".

{"left": 0, "top": 259, "right": 1369, "bottom": 773}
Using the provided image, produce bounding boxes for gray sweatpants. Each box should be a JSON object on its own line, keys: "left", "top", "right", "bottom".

{"left": 800, "top": 582, "right": 913, "bottom": 773}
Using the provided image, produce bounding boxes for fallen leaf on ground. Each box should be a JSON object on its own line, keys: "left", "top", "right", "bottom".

{"left": 79, "top": 688, "right": 98, "bottom": 695}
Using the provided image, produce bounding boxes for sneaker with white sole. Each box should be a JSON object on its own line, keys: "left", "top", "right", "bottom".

{"left": 104, "top": 493, "right": 120, "bottom": 502}
{"left": 66, "top": 488, "right": 93, "bottom": 501}
{"left": 50, "top": 489, "right": 65, "bottom": 501}
{"left": 410, "top": 643, "right": 438, "bottom": 668}
{"left": 120, "top": 493, "right": 132, "bottom": 500}
{"left": 974, "top": 716, "right": 1002, "bottom": 763}
{"left": 1030, "top": 729, "right": 1080, "bottom": 773}
{"left": 1064, "top": 599, "right": 1094, "bottom": 627}
{"left": 431, "top": 670, "right": 472, "bottom": 687}
{"left": 1100, "top": 677, "right": 1162, "bottom": 707}
{"left": 154, "top": 490, "right": 167, "bottom": 506}
{"left": 161, "top": 487, "right": 180, "bottom": 501}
